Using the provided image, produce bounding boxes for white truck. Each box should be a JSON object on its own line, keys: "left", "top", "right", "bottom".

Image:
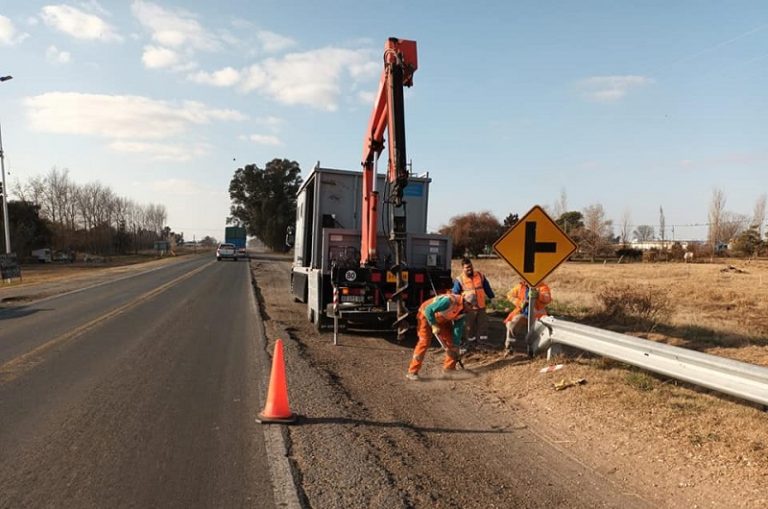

{"left": 32, "top": 248, "right": 52, "bottom": 263}
{"left": 290, "top": 165, "right": 452, "bottom": 332}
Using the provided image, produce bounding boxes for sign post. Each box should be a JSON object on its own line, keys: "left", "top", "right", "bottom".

{"left": 493, "top": 205, "right": 576, "bottom": 345}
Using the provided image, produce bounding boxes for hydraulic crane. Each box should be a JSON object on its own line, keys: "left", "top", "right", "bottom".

{"left": 360, "top": 37, "right": 418, "bottom": 340}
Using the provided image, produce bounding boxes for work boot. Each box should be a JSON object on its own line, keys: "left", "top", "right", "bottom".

{"left": 406, "top": 372, "right": 420, "bottom": 381}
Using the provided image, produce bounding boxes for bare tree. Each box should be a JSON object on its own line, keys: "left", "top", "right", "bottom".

{"left": 720, "top": 211, "right": 748, "bottom": 244}
{"left": 633, "top": 225, "right": 655, "bottom": 242}
{"left": 708, "top": 188, "right": 726, "bottom": 251}
{"left": 620, "top": 209, "right": 632, "bottom": 245}
{"left": 581, "top": 203, "right": 613, "bottom": 261}
{"left": 659, "top": 205, "right": 666, "bottom": 245}
{"left": 553, "top": 189, "right": 568, "bottom": 219}
{"left": 753, "top": 193, "right": 767, "bottom": 238}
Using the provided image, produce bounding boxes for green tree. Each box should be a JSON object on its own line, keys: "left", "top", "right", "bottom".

{"left": 0, "top": 200, "right": 53, "bottom": 256}
{"left": 555, "top": 211, "right": 584, "bottom": 236}
{"left": 229, "top": 159, "right": 303, "bottom": 251}
{"left": 502, "top": 213, "right": 519, "bottom": 229}
{"left": 732, "top": 226, "right": 763, "bottom": 257}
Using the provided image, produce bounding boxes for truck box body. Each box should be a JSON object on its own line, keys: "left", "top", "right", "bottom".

{"left": 224, "top": 226, "right": 247, "bottom": 249}
{"left": 291, "top": 166, "right": 453, "bottom": 331}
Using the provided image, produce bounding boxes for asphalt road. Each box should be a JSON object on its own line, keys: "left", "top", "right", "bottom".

{"left": 0, "top": 256, "right": 279, "bottom": 508}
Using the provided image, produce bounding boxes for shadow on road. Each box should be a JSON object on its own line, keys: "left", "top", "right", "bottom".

{"left": 0, "top": 305, "right": 45, "bottom": 320}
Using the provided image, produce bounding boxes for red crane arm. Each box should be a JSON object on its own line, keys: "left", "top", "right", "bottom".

{"left": 360, "top": 38, "right": 418, "bottom": 266}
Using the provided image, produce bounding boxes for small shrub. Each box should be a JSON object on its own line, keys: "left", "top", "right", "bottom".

{"left": 615, "top": 247, "right": 643, "bottom": 261}
{"left": 596, "top": 284, "right": 672, "bottom": 328}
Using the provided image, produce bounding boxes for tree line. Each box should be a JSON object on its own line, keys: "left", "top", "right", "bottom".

{"left": 224, "top": 160, "right": 767, "bottom": 259}
{"left": 3, "top": 168, "right": 173, "bottom": 258}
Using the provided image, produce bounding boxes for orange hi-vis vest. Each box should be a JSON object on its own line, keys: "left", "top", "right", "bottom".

{"left": 420, "top": 294, "right": 464, "bottom": 324}
{"left": 504, "top": 282, "right": 551, "bottom": 323}
{"left": 460, "top": 272, "right": 486, "bottom": 308}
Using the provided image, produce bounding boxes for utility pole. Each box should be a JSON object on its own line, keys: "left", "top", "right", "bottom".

{"left": 1, "top": 75, "right": 12, "bottom": 255}
{"left": 0, "top": 122, "right": 11, "bottom": 254}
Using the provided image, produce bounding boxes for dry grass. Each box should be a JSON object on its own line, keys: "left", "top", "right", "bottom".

{"left": 462, "top": 257, "right": 768, "bottom": 365}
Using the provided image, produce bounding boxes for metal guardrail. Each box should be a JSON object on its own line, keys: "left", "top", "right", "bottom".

{"left": 529, "top": 316, "right": 768, "bottom": 407}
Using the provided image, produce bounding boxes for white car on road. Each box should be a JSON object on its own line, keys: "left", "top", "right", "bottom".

{"left": 216, "top": 243, "right": 238, "bottom": 261}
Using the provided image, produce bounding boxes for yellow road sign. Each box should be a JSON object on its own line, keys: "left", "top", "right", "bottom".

{"left": 492, "top": 205, "right": 577, "bottom": 287}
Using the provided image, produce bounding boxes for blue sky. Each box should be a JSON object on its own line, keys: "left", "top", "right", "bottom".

{"left": 1, "top": 1, "right": 766, "bottom": 242}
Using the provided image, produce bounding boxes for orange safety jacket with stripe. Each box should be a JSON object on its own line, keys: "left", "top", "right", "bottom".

{"left": 503, "top": 282, "right": 552, "bottom": 323}
{"left": 459, "top": 272, "right": 487, "bottom": 309}
{"left": 420, "top": 293, "right": 465, "bottom": 325}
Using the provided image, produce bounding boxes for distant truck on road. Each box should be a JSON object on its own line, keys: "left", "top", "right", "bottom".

{"left": 225, "top": 226, "right": 246, "bottom": 250}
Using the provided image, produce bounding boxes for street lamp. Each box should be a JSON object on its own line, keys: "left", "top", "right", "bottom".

{"left": 1, "top": 75, "right": 12, "bottom": 254}
{"left": 0, "top": 123, "right": 10, "bottom": 254}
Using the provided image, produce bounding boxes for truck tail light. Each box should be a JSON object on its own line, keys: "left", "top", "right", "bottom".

{"left": 370, "top": 271, "right": 382, "bottom": 282}
{"left": 414, "top": 273, "right": 425, "bottom": 283}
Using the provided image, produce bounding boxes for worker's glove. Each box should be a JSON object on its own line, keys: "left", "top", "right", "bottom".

{"left": 529, "top": 288, "right": 540, "bottom": 300}
{"left": 431, "top": 324, "right": 440, "bottom": 336}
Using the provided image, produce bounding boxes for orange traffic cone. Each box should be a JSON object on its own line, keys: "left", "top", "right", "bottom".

{"left": 257, "top": 339, "right": 297, "bottom": 424}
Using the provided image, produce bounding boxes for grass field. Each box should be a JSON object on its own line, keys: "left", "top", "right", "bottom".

{"left": 459, "top": 257, "right": 768, "bottom": 366}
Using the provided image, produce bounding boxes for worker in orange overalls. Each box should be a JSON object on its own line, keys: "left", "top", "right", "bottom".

{"left": 406, "top": 292, "right": 476, "bottom": 381}
{"left": 452, "top": 257, "right": 495, "bottom": 344}
{"left": 503, "top": 280, "right": 552, "bottom": 351}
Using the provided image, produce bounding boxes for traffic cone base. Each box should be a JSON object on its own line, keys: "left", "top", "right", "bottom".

{"left": 257, "top": 339, "right": 297, "bottom": 424}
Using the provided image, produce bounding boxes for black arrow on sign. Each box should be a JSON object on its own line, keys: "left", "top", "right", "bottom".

{"left": 524, "top": 221, "right": 556, "bottom": 273}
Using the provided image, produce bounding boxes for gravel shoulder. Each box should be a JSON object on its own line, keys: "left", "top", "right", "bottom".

{"left": 252, "top": 254, "right": 674, "bottom": 509}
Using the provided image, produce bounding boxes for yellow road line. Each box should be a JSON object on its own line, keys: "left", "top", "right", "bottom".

{"left": 0, "top": 260, "right": 215, "bottom": 383}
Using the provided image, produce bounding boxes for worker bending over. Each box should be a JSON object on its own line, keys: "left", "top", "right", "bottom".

{"left": 407, "top": 293, "right": 476, "bottom": 381}
{"left": 504, "top": 280, "right": 552, "bottom": 351}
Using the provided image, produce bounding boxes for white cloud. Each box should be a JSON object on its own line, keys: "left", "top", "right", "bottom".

{"left": 40, "top": 5, "right": 121, "bottom": 41}
{"left": 247, "top": 134, "right": 282, "bottom": 145}
{"left": 110, "top": 142, "right": 209, "bottom": 162}
{"left": 46, "top": 45, "right": 72, "bottom": 64}
{"left": 256, "top": 116, "right": 283, "bottom": 129}
{"left": 357, "top": 90, "right": 375, "bottom": 105}
{"left": 191, "top": 46, "right": 376, "bottom": 111}
{"left": 24, "top": 92, "right": 245, "bottom": 161}
{"left": 256, "top": 30, "right": 296, "bottom": 53}
{"left": 577, "top": 75, "right": 654, "bottom": 103}
{"left": 189, "top": 66, "right": 241, "bottom": 87}
{"left": 149, "top": 178, "right": 211, "bottom": 194}
{"left": 0, "top": 15, "right": 29, "bottom": 46}
{"left": 131, "top": 0, "right": 219, "bottom": 51}
{"left": 142, "top": 45, "right": 179, "bottom": 69}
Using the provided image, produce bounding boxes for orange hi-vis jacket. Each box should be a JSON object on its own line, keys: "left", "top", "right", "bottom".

{"left": 503, "top": 282, "right": 552, "bottom": 323}
{"left": 420, "top": 294, "right": 464, "bottom": 325}
{"left": 459, "top": 272, "right": 487, "bottom": 309}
